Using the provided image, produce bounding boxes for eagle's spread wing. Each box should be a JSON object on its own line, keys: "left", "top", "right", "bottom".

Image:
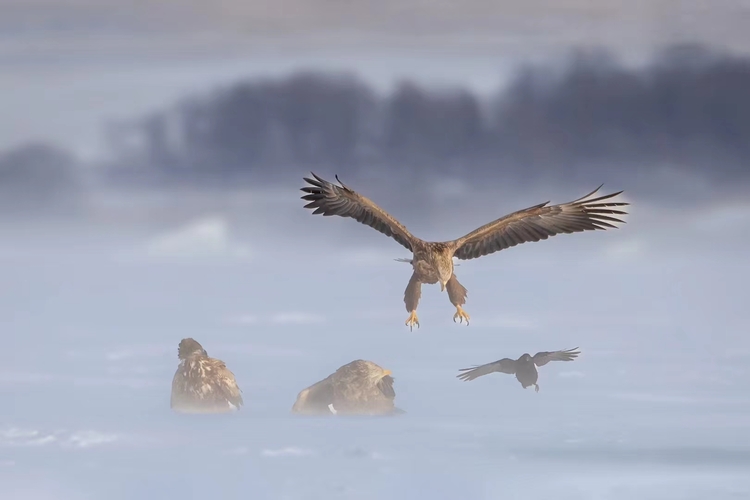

{"left": 301, "top": 173, "right": 417, "bottom": 251}
{"left": 451, "top": 186, "right": 628, "bottom": 261}
{"left": 457, "top": 358, "right": 517, "bottom": 381}
{"left": 377, "top": 375, "right": 396, "bottom": 399}
{"left": 532, "top": 348, "right": 581, "bottom": 367}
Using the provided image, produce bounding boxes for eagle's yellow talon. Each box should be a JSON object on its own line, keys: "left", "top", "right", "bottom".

{"left": 453, "top": 306, "right": 470, "bottom": 325}
{"left": 405, "top": 311, "right": 420, "bottom": 331}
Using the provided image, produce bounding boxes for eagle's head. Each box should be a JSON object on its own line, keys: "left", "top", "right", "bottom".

{"left": 178, "top": 338, "right": 208, "bottom": 360}
{"left": 520, "top": 353, "right": 532, "bottom": 362}
{"left": 360, "top": 360, "right": 392, "bottom": 383}
{"left": 356, "top": 360, "right": 395, "bottom": 400}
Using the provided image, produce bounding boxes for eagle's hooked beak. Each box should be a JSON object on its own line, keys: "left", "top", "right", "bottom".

{"left": 383, "top": 369, "right": 392, "bottom": 376}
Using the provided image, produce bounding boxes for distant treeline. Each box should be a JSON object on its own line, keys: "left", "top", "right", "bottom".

{"left": 98, "top": 43, "right": 750, "bottom": 187}
{"left": 3, "top": 43, "right": 750, "bottom": 197}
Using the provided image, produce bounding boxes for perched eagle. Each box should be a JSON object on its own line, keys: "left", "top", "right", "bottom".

{"left": 170, "top": 338, "right": 244, "bottom": 414}
{"left": 291, "top": 360, "right": 403, "bottom": 416}
{"left": 457, "top": 347, "right": 581, "bottom": 392}
{"left": 301, "top": 173, "right": 628, "bottom": 330}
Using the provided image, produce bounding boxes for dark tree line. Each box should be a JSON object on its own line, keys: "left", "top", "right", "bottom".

{"left": 101, "top": 43, "right": 750, "bottom": 187}
{"left": 4, "top": 43, "right": 748, "bottom": 197}
{"left": 489, "top": 45, "right": 750, "bottom": 183}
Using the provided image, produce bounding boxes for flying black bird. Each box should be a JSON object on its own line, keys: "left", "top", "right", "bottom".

{"left": 301, "top": 173, "right": 628, "bottom": 330}
{"left": 457, "top": 348, "right": 581, "bottom": 392}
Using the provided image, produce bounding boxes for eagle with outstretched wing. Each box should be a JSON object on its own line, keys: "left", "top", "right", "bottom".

{"left": 301, "top": 173, "right": 628, "bottom": 330}
{"left": 170, "top": 338, "right": 244, "bottom": 414}
{"left": 457, "top": 347, "right": 580, "bottom": 392}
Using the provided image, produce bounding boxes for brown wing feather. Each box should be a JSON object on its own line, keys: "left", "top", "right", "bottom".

{"left": 456, "top": 358, "right": 517, "bottom": 381}
{"left": 292, "top": 376, "right": 335, "bottom": 414}
{"left": 451, "top": 186, "right": 629, "bottom": 261}
{"left": 301, "top": 173, "right": 417, "bottom": 251}
{"left": 533, "top": 348, "right": 580, "bottom": 367}
{"left": 210, "top": 359, "right": 244, "bottom": 408}
{"left": 377, "top": 375, "right": 396, "bottom": 399}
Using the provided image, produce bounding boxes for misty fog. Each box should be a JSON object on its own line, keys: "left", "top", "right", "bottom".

{"left": 2, "top": 6, "right": 750, "bottom": 499}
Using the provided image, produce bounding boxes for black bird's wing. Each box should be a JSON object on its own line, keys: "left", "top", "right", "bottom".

{"left": 456, "top": 358, "right": 517, "bottom": 381}
{"left": 532, "top": 348, "right": 581, "bottom": 367}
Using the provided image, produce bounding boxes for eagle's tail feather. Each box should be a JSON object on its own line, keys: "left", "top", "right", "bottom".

{"left": 394, "top": 257, "right": 460, "bottom": 266}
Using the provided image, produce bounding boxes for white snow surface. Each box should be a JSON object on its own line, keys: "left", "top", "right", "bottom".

{"left": 1, "top": 209, "right": 749, "bottom": 500}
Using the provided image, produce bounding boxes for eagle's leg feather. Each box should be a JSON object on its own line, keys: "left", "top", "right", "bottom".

{"left": 404, "top": 272, "right": 422, "bottom": 332}
{"left": 446, "top": 274, "right": 470, "bottom": 326}
{"left": 534, "top": 384, "right": 540, "bottom": 393}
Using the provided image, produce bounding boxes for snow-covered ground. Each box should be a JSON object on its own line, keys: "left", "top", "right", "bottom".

{"left": 1, "top": 201, "right": 749, "bottom": 500}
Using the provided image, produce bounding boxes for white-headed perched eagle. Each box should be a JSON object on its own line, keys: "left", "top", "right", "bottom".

{"left": 301, "top": 173, "right": 628, "bottom": 330}
{"left": 291, "top": 359, "right": 404, "bottom": 416}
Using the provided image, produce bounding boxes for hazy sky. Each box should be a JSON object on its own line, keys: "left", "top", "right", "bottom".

{"left": 1, "top": 1, "right": 749, "bottom": 158}
{"left": 3, "top": 1, "right": 749, "bottom": 53}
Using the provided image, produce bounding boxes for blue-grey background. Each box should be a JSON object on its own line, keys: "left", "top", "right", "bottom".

{"left": 1, "top": 2, "right": 749, "bottom": 499}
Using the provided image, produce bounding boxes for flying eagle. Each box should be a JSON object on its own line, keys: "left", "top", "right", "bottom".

{"left": 301, "top": 173, "right": 628, "bottom": 330}
{"left": 170, "top": 338, "right": 244, "bottom": 414}
{"left": 457, "top": 347, "right": 580, "bottom": 392}
{"left": 291, "top": 359, "right": 403, "bottom": 416}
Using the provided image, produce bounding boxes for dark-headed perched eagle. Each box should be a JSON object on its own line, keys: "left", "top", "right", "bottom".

{"left": 301, "top": 173, "right": 628, "bottom": 330}
{"left": 457, "top": 347, "right": 580, "bottom": 392}
{"left": 170, "top": 338, "right": 244, "bottom": 414}
{"left": 291, "top": 360, "right": 403, "bottom": 416}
